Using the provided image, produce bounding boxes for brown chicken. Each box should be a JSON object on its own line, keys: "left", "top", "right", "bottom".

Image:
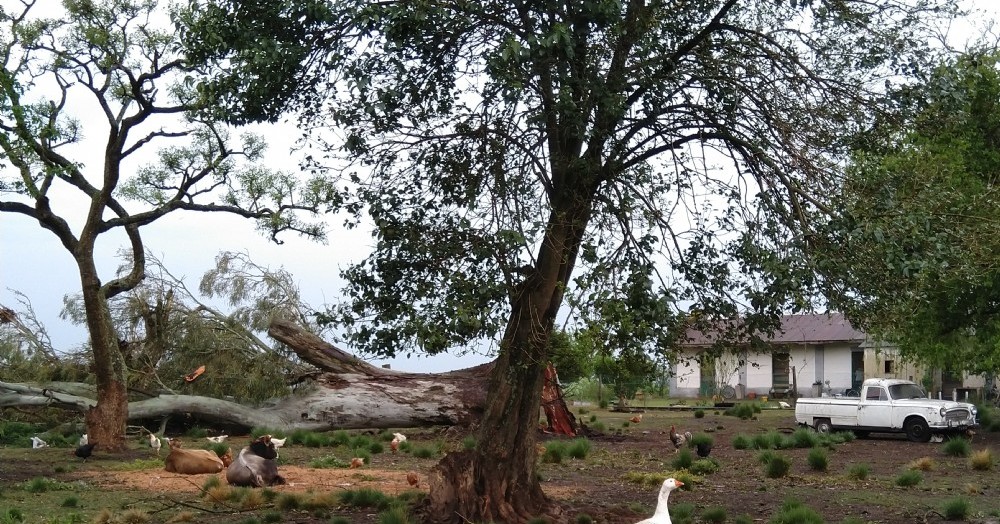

{"left": 630, "top": 414, "right": 643, "bottom": 424}
{"left": 350, "top": 457, "right": 364, "bottom": 469}
{"left": 668, "top": 425, "right": 692, "bottom": 453}
{"left": 406, "top": 471, "right": 419, "bottom": 488}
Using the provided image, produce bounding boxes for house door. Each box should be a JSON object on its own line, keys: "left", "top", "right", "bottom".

{"left": 772, "top": 352, "right": 790, "bottom": 396}
{"left": 851, "top": 350, "right": 864, "bottom": 391}
{"left": 699, "top": 356, "right": 716, "bottom": 398}
{"left": 942, "top": 369, "right": 963, "bottom": 400}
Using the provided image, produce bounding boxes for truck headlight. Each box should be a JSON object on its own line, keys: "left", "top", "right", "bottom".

{"left": 971, "top": 406, "right": 977, "bottom": 417}
{"left": 939, "top": 407, "right": 947, "bottom": 417}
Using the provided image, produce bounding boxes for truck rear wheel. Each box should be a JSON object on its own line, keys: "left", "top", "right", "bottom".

{"left": 904, "top": 417, "right": 931, "bottom": 442}
{"left": 814, "top": 418, "right": 832, "bottom": 434}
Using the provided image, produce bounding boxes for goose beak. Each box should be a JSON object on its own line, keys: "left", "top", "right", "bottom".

{"left": 675, "top": 480, "right": 684, "bottom": 487}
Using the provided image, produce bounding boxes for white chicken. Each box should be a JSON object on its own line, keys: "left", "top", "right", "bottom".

{"left": 30, "top": 436, "right": 49, "bottom": 449}
{"left": 390, "top": 432, "right": 407, "bottom": 454}
{"left": 634, "top": 478, "right": 684, "bottom": 524}
{"left": 778, "top": 401, "right": 792, "bottom": 409}
{"left": 148, "top": 433, "right": 161, "bottom": 454}
{"left": 206, "top": 435, "right": 228, "bottom": 443}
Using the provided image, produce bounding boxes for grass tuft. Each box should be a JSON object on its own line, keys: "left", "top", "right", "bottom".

{"left": 894, "top": 470, "right": 922, "bottom": 487}
{"left": 969, "top": 449, "right": 993, "bottom": 471}
{"left": 806, "top": 447, "right": 828, "bottom": 472}
{"left": 907, "top": 457, "right": 935, "bottom": 471}
{"left": 847, "top": 463, "right": 870, "bottom": 481}
{"left": 942, "top": 437, "right": 971, "bottom": 457}
{"left": 941, "top": 497, "right": 970, "bottom": 520}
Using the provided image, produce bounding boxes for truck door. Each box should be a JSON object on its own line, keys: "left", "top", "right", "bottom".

{"left": 857, "top": 386, "right": 893, "bottom": 428}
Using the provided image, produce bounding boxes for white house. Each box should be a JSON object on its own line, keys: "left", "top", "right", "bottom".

{"left": 669, "top": 313, "right": 989, "bottom": 400}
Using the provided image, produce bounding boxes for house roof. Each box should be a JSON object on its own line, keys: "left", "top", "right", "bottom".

{"left": 683, "top": 312, "right": 866, "bottom": 346}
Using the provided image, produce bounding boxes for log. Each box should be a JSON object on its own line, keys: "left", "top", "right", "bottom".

{"left": 0, "top": 319, "right": 493, "bottom": 430}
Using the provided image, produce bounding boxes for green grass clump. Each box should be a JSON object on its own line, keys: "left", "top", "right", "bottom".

{"left": 732, "top": 434, "right": 751, "bottom": 450}
{"left": 789, "top": 428, "right": 820, "bottom": 448}
{"left": 574, "top": 513, "right": 594, "bottom": 524}
{"left": 184, "top": 427, "right": 208, "bottom": 438}
{"left": 377, "top": 506, "right": 412, "bottom": 524}
{"left": 201, "top": 476, "right": 222, "bottom": 491}
{"left": 807, "top": 447, "right": 828, "bottom": 472}
{"left": 589, "top": 421, "right": 606, "bottom": 432}
{"left": 310, "top": 455, "right": 349, "bottom": 469}
{"left": 462, "top": 436, "right": 477, "bottom": 450}
{"left": 60, "top": 495, "right": 79, "bottom": 508}
{"left": 969, "top": 449, "right": 994, "bottom": 470}
{"left": 694, "top": 409, "right": 705, "bottom": 419}
{"left": 541, "top": 441, "right": 567, "bottom": 464}
{"left": 672, "top": 448, "right": 694, "bottom": 469}
{"left": 700, "top": 506, "right": 726, "bottom": 524}
{"left": 329, "top": 430, "right": 351, "bottom": 447}
{"left": 689, "top": 458, "right": 720, "bottom": 475}
{"left": 734, "top": 515, "right": 754, "bottom": 524}
{"left": 847, "top": 463, "right": 871, "bottom": 481}
{"left": 764, "top": 455, "right": 791, "bottom": 478}
{"left": 668, "top": 502, "right": 696, "bottom": 524}
{"left": 757, "top": 450, "right": 778, "bottom": 465}
{"left": 567, "top": 438, "right": 591, "bottom": 459}
{"left": 941, "top": 497, "right": 970, "bottom": 520}
{"left": 338, "top": 488, "right": 394, "bottom": 510}
{"left": 108, "top": 458, "right": 164, "bottom": 471}
{"left": 22, "top": 477, "right": 78, "bottom": 493}
{"left": 690, "top": 433, "right": 713, "bottom": 447}
{"left": 895, "top": 470, "right": 922, "bottom": 487}
{"left": 0, "top": 421, "right": 41, "bottom": 447}
{"left": 589, "top": 414, "right": 597, "bottom": 423}
{"left": 769, "top": 499, "right": 823, "bottom": 524}
{"left": 907, "top": 457, "right": 935, "bottom": 471}
{"left": 275, "top": 493, "right": 302, "bottom": 511}
{"left": 726, "top": 403, "right": 755, "bottom": 420}
{"left": 943, "top": 438, "right": 971, "bottom": 457}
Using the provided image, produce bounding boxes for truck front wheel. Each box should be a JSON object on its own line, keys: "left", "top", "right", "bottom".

{"left": 904, "top": 417, "right": 931, "bottom": 442}
{"left": 814, "top": 418, "right": 832, "bottom": 434}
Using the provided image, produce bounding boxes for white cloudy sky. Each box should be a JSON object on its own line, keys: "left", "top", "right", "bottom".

{"left": 1, "top": 0, "right": 997, "bottom": 373}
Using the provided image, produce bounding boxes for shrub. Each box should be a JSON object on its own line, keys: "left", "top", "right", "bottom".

{"left": 764, "top": 455, "right": 791, "bottom": 478}
{"left": 669, "top": 502, "right": 696, "bottom": 524}
{"left": 329, "top": 430, "right": 351, "bottom": 447}
{"left": 202, "top": 476, "right": 222, "bottom": 491}
{"left": 734, "top": 516, "right": 753, "bottom": 524}
{"left": 690, "top": 433, "right": 714, "bottom": 447}
{"left": 588, "top": 414, "right": 597, "bottom": 423}
{"left": 184, "top": 427, "right": 208, "bottom": 438}
{"left": 701, "top": 506, "right": 727, "bottom": 524}
{"left": 310, "top": 455, "right": 348, "bottom": 469}
{"left": 941, "top": 497, "right": 970, "bottom": 520}
{"left": 542, "top": 441, "right": 567, "bottom": 464}
{"left": 207, "top": 442, "right": 229, "bottom": 457}
{"left": 567, "top": 438, "right": 591, "bottom": 459}
{"left": 847, "top": 463, "right": 870, "bottom": 481}
{"left": 769, "top": 499, "right": 823, "bottom": 524}
{"left": 590, "top": 421, "right": 606, "bottom": 432}
{"left": 895, "top": 470, "right": 922, "bottom": 487}
{"left": 689, "top": 458, "right": 720, "bottom": 475}
{"left": 61, "top": 495, "right": 79, "bottom": 508}
{"left": 942, "top": 437, "right": 971, "bottom": 457}
{"left": 462, "top": 436, "right": 477, "bottom": 450}
{"left": 377, "top": 506, "right": 412, "bottom": 524}
{"left": 727, "top": 404, "right": 755, "bottom": 420}
{"left": 339, "top": 488, "right": 394, "bottom": 510}
{"left": 806, "top": 447, "right": 828, "bottom": 472}
{"left": 790, "top": 428, "right": 819, "bottom": 448}
{"left": 598, "top": 399, "right": 609, "bottom": 409}
{"left": 578, "top": 407, "right": 589, "bottom": 415}
{"left": 732, "top": 434, "right": 751, "bottom": 450}
{"left": 969, "top": 449, "right": 993, "bottom": 471}
{"left": 907, "top": 457, "right": 935, "bottom": 471}
{"left": 574, "top": 514, "right": 593, "bottom": 524}
{"left": 757, "top": 450, "right": 777, "bottom": 465}
{"left": 672, "top": 448, "right": 694, "bottom": 469}
{"left": 411, "top": 446, "right": 437, "bottom": 459}
{"left": 694, "top": 409, "right": 705, "bottom": 419}
{"left": 275, "top": 493, "right": 302, "bottom": 511}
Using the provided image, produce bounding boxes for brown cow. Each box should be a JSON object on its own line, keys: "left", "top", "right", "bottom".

{"left": 164, "top": 445, "right": 233, "bottom": 474}
{"left": 226, "top": 435, "right": 286, "bottom": 487}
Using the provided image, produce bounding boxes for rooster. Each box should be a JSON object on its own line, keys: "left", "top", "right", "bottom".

{"left": 630, "top": 414, "right": 643, "bottom": 424}
{"left": 668, "top": 425, "right": 692, "bottom": 453}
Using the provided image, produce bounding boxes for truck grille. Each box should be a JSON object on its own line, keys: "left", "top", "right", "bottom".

{"left": 945, "top": 409, "right": 973, "bottom": 424}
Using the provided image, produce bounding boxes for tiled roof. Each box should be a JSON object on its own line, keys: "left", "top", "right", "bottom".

{"left": 683, "top": 312, "right": 866, "bottom": 346}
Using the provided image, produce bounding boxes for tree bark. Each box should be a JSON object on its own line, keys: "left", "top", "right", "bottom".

{"left": 541, "top": 363, "right": 578, "bottom": 436}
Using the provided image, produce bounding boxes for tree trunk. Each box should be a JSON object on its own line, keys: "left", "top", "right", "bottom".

{"left": 541, "top": 363, "right": 577, "bottom": 436}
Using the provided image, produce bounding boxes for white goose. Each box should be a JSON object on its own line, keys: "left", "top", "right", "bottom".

{"left": 635, "top": 477, "right": 684, "bottom": 524}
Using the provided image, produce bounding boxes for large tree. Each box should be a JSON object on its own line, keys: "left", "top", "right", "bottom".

{"left": 0, "top": 0, "right": 329, "bottom": 450}
{"left": 178, "top": 0, "right": 959, "bottom": 521}
{"left": 818, "top": 49, "right": 1000, "bottom": 378}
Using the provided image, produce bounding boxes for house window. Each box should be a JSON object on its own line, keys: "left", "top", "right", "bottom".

{"left": 884, "top": 360, "right": 894, "bottom": 374}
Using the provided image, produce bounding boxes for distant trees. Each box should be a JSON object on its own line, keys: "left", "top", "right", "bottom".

{"left": 0, "top": 1, "right": 328, "bottom": 450}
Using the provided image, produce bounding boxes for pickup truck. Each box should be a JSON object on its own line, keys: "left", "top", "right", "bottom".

{"left": 794, "top": 378, "right": 978, "bottom": 442}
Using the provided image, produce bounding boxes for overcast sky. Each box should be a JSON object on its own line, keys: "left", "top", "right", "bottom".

{"left": 2, "top": 0, "right": 997, "bottom": 374}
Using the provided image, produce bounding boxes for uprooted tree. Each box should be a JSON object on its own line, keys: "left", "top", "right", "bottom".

{"left": 178, "top": 0, "right": 961, "bottom": 521}
{"left": 0, "top": 1, "right": 329, "bottom": 451}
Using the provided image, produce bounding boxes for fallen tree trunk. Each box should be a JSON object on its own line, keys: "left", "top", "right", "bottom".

{"left": 1, "top": 320, "right": 579, "bottom": 434}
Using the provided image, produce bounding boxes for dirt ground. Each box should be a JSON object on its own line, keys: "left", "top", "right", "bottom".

{"left": 2, "top": 407, "right": 999, "bottom": 523}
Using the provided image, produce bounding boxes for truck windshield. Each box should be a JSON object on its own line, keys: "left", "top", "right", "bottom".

{"left": 888, "top": 383, "right": 926, "bottom": 400}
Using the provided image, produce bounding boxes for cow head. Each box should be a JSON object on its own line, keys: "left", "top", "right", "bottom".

{"left": 248, "top": 435, "right": 278, "bottom": 460}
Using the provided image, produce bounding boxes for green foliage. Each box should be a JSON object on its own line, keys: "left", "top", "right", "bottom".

{"left": 567, "top": 438, "right": 591, "bottom": 459}
{"left": 694, "top": 409, "right": 705, "bottom": 419}
{"left": 690, "top": 433, "right": 714, "bottom": 447}
{"left": 60, "top": 496, "right": 79, "bottom": 508}
{"left": 689, "top": 459, "right": 720, "bottom": 475}
{"left": 377, "top": 506, "right": 412, "bottom": 524}
{"left": 806, "top": 448, "right": 828, "bottom": 472}
{"left": 462, "top": 436, "right": 477, "bottom": 450}
{"left": 941, "top": 497, "right": 970, "bottom": 520}
{"left": 895, "top": 470, "right": 922, "bottom": 487}
{"left": 338, "top": 488, "right": 394, "bottom": 510}
{"left": 943, "top": 437, "right": 971, "bottom": 457}
{"left": 411, "top": 445, "right": 437, "bottom": 459}
{"left": 700, "top": 506, "right": 727, "bottom": 524}
{"left": 726, "top": 404, "right": 755, "bottom": 420}
{"left": 734, "top": 516, "right": 753, "bottom": 524}
{"left": 541, "top": 441, "right": 566, "bottom": 464}
{"left": 548, "top": 330, "right": 596, "bottom": 384}
{"left": 764, "top": 455, "right": 791, "bottom": 479}
{"left": 769, "top": 499, "right": 823, "bottom": 524}
{"left": 847, "top": 463, "right": 871, "bottom": 481}
{"left": 668, "top": 503, "right": 696, "bottom": 524}
{"left": 309, "top": 456, "right": 349, "bottom": 469}
{"left": 672, "top": 449, "right": 694, "bottom": 469}
{"left": 574, "top": 514, "right": 593, "bottom": 524}
{"left": 732, "top": 435, "right": 751, "bottom": 450}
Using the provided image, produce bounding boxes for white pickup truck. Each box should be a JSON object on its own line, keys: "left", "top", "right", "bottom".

{"left": 794, "top": 378, "right": 978, "bottom": 442}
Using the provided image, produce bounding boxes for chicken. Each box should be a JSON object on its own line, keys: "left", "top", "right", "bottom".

{"left": 30, "top": 436, "right": 49, "bottom": 449}
{"left": 390, "top": 438, "right": 400, "bottom": 454}
{"left": 74, "top": 442, "right": 97, "bottom": 462}
{"left": 695, "top": 441, "right": 712, "bottom": 458}
{"left": 668, "top": 425, "right": 692, "bottom": 453}
{"left": 406, "top": 471, "right": 419, "bottom": 488}
{"left": 778, "top": 401, "right": 792, "bottom": 409}
{"left": 390, "top": 432, "right": 406, "bottom": 453}
{"left": 630, "top": 414, "right": 643, "bottom": 424}
{"left": 206, "top": 435, "right": 228, "bottom": 443}
{"left": 149, "top": 433, "right": 161, "bottom": 454}
{"left": 392, "top": 432, "right": 407, "bottom": 442}
{"left": 350, "top": 457, "right": 364, "bottom": 469}
{"left": 270, "top": 436, "right": 287, "bottom": 448}
{"left": 79, "top": 434, "right": 88, "bottom": 447}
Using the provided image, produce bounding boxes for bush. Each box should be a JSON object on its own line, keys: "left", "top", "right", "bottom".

{"left": 769, "top": 499, "right": 823, "bottom": 524}
{"left": 588, "top": 414, "right": 597, "bottom": 423}
{"left": 376, "top": 506, "right": 412, "bottom": 524}
{"left": 790, "top": 428, "right": 819, "bottom": 448}
{"left": 732, "top": 434, "right": 751, "bottom": 450}
{"left": 847, "top": 463, "right": 870, "bottom": 481}
{"left": 672, "top": 449, "right": 694, "bottom": 469}
{"left": 598, "top": 399, "right": 609, "bottom": 409}
{"left": 574, "top": 514, "right": 593, "bottom": 524}
{"left": 689, "top": 458, "right": 720, "bottom": 475}
{"left": 339, "top": 488, "right": 394, "bottom": 510}
{"left": 941, "top": 497, "right": 970, "bottom": 520}
{"left": 700, "top": 506, "right": 727, "bottom": 524}
{"left": 694, "top": 409, "right": 705, "bottom": 419}
{"left": 726, "top": 403, "right": 755, "bottom": 420}
{"left": 806, "top": 447, "right": 828, "bottom": 472}
{"left": 943, "top": 437, "right": 971, "bottom": 457}
{"left": 764, "top": 455, "right": 791, "bottom": 478}
{"left": 895, "top": 470, "right": 922, "bottom": 487}
{"left": 567, "top": 438, "right": 591, "bottom": 459}
{"left": 461, "top": 436, "right": 477, "bottom": 450}
{"left": 541, "top": 441, "right": 567, "bottom": 464}
{"left": 969, "top": 449, "right": 994, "bottom": 471}
{"left": 669, "top": 502, "right": 696, "bottom": 524}
{"left": 411, "top": 446, "right": 437, "bottom": 459}
{"left": 690, "top": 433, "right": 714, "bottom": 447}
{"left": 907, "top": 457, "right": 935, "bottom": 471}
{"left": 734, "top": 516, "right": 753, "bottom": 524}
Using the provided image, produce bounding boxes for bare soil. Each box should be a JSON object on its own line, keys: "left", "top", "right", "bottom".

{"left": 2, "top": 407, "right": 999, "bottom": 523}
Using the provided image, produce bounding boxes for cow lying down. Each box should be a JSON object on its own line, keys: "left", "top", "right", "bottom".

{"left": 226, "top": 435, "right": 286, "bottom": 487}
{"left": 163, "top": 440, "right": 233, "bottom": 474}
